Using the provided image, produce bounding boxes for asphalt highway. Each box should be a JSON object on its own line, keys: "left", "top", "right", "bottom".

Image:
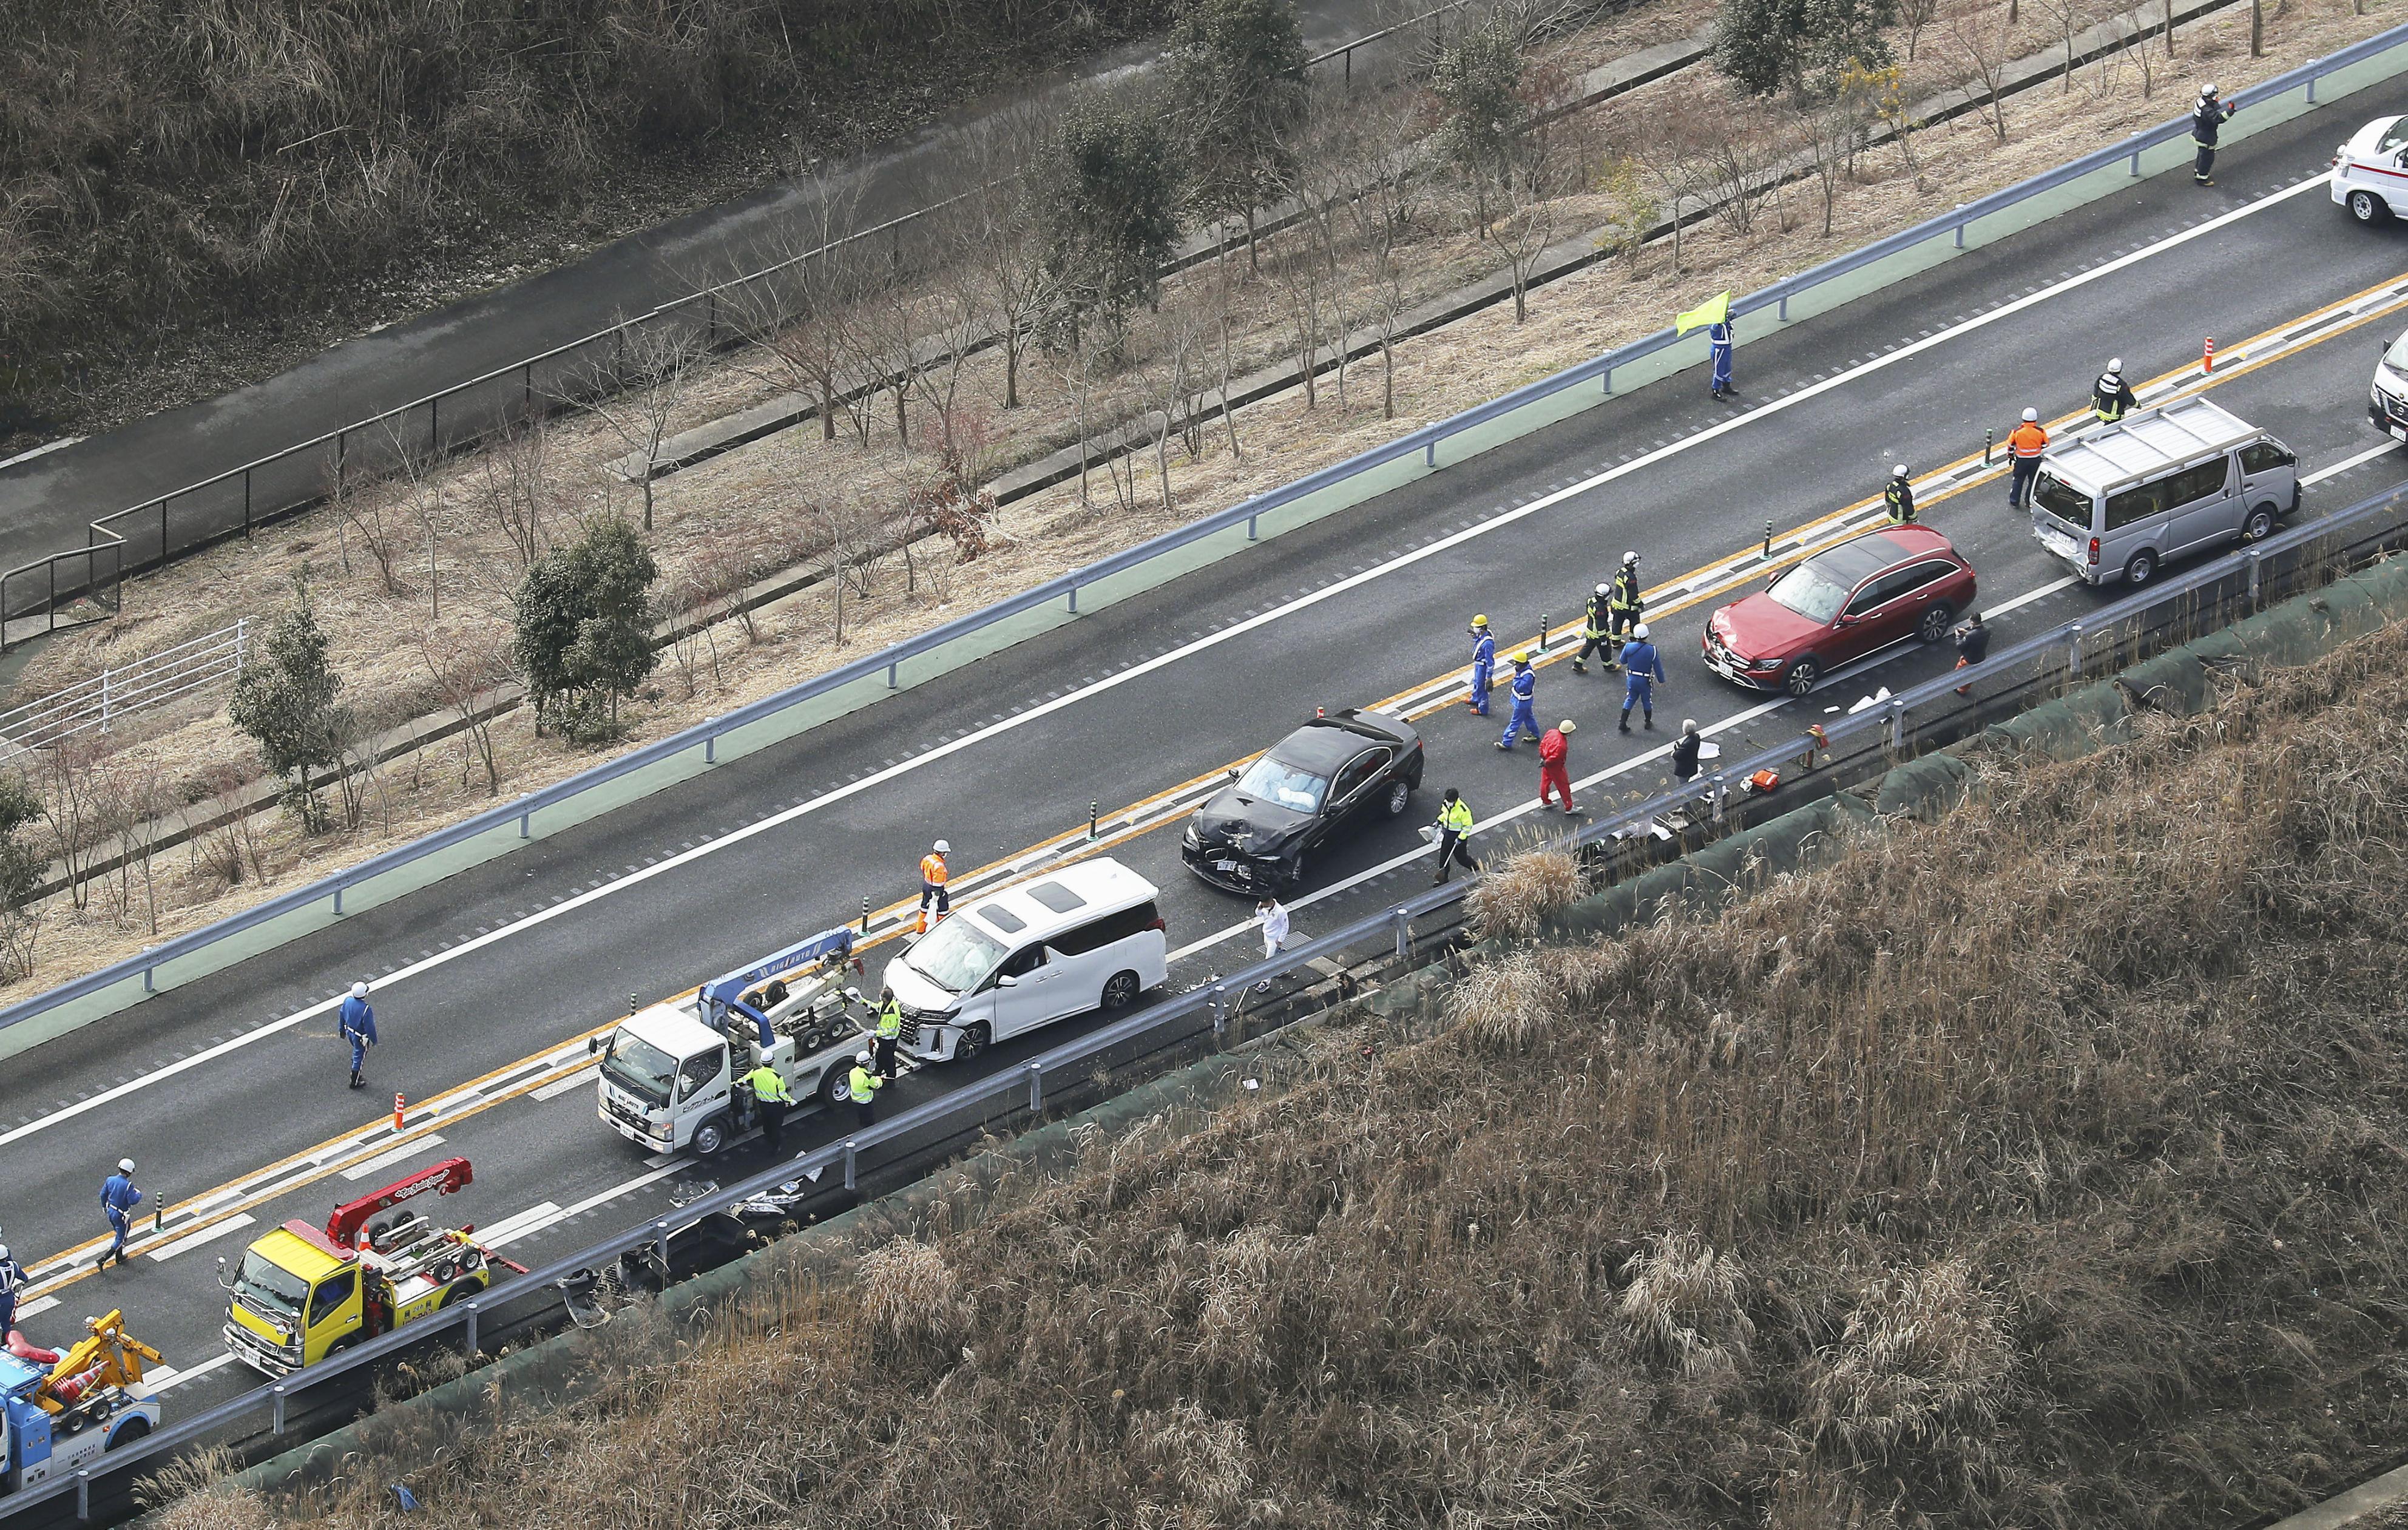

{"left": 2, "top": 92, "right": 2405, "bottom": 1419}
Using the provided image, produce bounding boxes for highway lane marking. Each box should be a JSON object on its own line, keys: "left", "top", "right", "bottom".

{"left": 145, "top": 1214, "right": 254, "bottom": 1262}
{"left": 0, "top": 171, "right": 2355, "bottom": 1195}
{"left": 13, "top": 1295, "right": 56, "bottom": 1323}
{"left": 148, "top": 1353, "right": 238, "bottom": 1392}
{"left": 473, "top": 1202, "right": 563, "bottom": 1248}
{"left": 530, "top": 1065, "right": 600, "bottom": 1102}
{"left": 339, "top": 1134, "right": 449, "bottom": 1182}
{"left": 484, "top": 1163, "right": 688, "bottom": 1251}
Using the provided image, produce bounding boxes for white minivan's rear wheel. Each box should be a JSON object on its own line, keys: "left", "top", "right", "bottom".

{"left": 1101, "top": 970, "right": 1141, "bottom": 1010}
{"left": 2351, "top": 189, "right": 2390, "bottom": 224}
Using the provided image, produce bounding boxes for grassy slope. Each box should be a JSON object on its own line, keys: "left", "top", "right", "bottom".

{"left": 161, "top": 619, "right": 2408, "bottom": 1528}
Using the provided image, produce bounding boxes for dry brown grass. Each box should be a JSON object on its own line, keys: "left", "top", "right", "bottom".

{"left": 153, "top": 607, "right": 2408, "bottom": 1529}
{"left": 4, "top": 0, "right": 2390, "bottom": 1006}
{"left": 1468, "top": 844, "right": 1589, "bottom": 941}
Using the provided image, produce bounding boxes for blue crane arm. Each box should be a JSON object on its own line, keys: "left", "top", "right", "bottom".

{"left": 699, "top": 927, "right": 857, "bottom": 1046}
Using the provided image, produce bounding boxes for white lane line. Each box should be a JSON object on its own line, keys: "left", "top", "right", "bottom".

{"left": 13, "top": 1295, "right": 57, "bottom": 1324}
{"left": 144, "top": 1213, "right": 254, "bottom": 1262}
{"left": 530, "top": 1065, "right": 598, "bottom": 1102}
{"left": 147, "top": 1353, "right": 238, "bottom": 1392}
{"left": 0, "top": 173, "right": 2330, "bottom": 1153}
{"left": 473, "top": 1201, "right": 562, "bottom": 1248}
{"left": 339, "top": 1134, "right": 448, "bottom": 1182}
{"left": 483, "top": 1162, "right": 688, "bottom": 1251}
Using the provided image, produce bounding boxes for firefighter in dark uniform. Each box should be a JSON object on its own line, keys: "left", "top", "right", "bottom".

{"left": 1604, "top": 551, "right": 1643, "bottom": 670}
{"left": 1884, "top": 465, "right": 1916, "bottom": 525}
{"left": 1571, "top": 583, "right": 1612, "bottom": 674}
{"left": 2091, "top": 359, "right": 2136, "bottom": 423}
{"left": 2192, "top": 84, "right": 2236, "bottom": 186}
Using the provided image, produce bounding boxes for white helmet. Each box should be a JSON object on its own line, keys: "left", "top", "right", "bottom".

{"left": 117, "top": 1159, "right": 135, "bottom": 1174}
{"left": 0, "top": 1244, "right": 10, "bottom": 1262}
{"left": 1633, "top": 623, "right": 1651, "bottom": 640}
{"left": 1594, "top": 582, "right": 1609, "bottom": 595}
{"left": 932, "top": 839, "right": 950, "bottom": 854}
{"left": 1892, "top": 464, "right": 1908, "bottom": 478}
{"left": 2021, "top": 407, "right": 2038, "bottom": 422}
{"left": 2200, "top": 82, "right": 2219, "bottom": 98}
{"left": 350, "top": 981, "right": 367, "bottom": 999}
{"left": 2108, "top": 357, "right": 2123, "bottom": 373}
{"left": 1621, "top": 550, "right": 1639, "bottom": 566}
{"left": 855, "top": 1051, "right": 874, "bottom": 1066}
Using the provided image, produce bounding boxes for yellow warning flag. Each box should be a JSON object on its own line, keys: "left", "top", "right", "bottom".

{"left": 1674, "top": 291, "right": 1732, "bottom": 336}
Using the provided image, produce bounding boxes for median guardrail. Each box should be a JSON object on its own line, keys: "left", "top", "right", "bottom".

{"left": 7, "top": 459, "right": 2406, "bottom": 1528}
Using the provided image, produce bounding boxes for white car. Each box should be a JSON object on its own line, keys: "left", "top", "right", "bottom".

{"left": 2333, "top": 115, "right": 2408, "bottom": 223}
{"left": 2372, "top": 325, "right": 2408, "bottom": 444}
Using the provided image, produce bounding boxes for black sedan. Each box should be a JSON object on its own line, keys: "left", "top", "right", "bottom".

{"left": 1182, "top": 709, "right": 1424, "bottom": 894}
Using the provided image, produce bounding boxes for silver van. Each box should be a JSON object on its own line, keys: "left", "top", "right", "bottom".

{"left": 2029, "top": 397, "right": 2299, "bottom": 586}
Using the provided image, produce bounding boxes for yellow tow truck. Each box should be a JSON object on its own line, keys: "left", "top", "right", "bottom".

{"left": 217, "top": 1157, "right": 523, "bottom": 1376}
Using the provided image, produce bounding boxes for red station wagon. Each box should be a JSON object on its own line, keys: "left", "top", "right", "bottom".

{"left": 1703, "top": 527, "right": 1978, "bottom": 697}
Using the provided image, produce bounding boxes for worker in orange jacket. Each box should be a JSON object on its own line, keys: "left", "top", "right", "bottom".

{"left": 2006, "top": 408, "right": 2048, "bottom": 510}
{"left": 1537, "top": 719, "right": 1578, "bottom": 814}
{"left": 916, "top": 840, "right": 950, "bottom": 934}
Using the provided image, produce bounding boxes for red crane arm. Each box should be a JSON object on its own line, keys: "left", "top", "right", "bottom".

{"left": 323, "top": 1157, "right": 476, "bottom": 1247}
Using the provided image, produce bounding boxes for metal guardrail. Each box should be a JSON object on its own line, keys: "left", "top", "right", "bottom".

{"left": 8, "top": 470, "right": 2406, "bottom": 1526}
{"left": 0, "top": 16, "right": 2396, "bottom": 1046}
{"left": 0, "top": 7, "right": 1467, "bottom": 639}
{"left": 0, "top": 619, "right": 247, "bottom": 751}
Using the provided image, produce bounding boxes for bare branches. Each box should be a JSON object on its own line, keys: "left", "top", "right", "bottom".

{"left": 416, "top": 634, "right": 512, "bottom": 797}
{"left": 1949, "top": 7, "right": 2017, "bottom": 144}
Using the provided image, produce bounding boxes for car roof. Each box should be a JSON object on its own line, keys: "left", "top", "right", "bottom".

{"left": 1267, "top": 711, "right": 1412, "bottom": 772}
{"left": 2041, "top": 397, "right": 2260, "bottom": 495}
{"left": 1804, "top": 527, "right": 1949, "bottom": 586}
{"left": 969, "top": 856, "right": 1158, "bottom": 937}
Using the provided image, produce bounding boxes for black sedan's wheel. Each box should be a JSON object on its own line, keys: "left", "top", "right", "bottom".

{"left": 2352, "top": 189, "right": 2389, "bottom": 224}
{"left": 1916, "top": 603, "right": 1952, "bottom": 644}
{"left": 1784, "top": 658, "right": 1821, "bottom": 697}
{"left": 1384, "top": 779, "right": 1412, "bottom": 816}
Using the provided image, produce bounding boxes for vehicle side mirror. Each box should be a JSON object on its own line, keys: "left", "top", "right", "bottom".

{"left": 588, "top": 1035, "right": 601, "bottom": 1057}
{"left": 1836, "top": 613, "right": 1859, "bottom": 626}
{"left": 215, "top": 1254, "right": 234, "bottom": 1290}
{"left": 997, "top": 974, "right": 1019, "bottom": 987}
{"left": 1226, "top": 768, "right": 1240, "bottom": 780}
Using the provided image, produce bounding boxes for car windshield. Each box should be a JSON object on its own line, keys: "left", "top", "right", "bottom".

{"left": 2032, "top": 473, "right": 2093, "bottom": 529}
{"left": 1234, "top": 754, "right": 1329, "bottom": 814}
{"left": 599, "top": 1031, "right": 678, "bottom": 1109}
{"left": 2383, "top": 118, "right": 2408, "bottom": 155}
{"left": 232, "top": 1251, "right": 309, "bottom": 1319}
{"left": 1765, "top": 561, "right": 1852, "bottom": 625}
{"left": 2386, "top": 329, "right": 2408, "bottom": 373}
{"left": 904, "top": 917, "right": 1007, "bottom": 994}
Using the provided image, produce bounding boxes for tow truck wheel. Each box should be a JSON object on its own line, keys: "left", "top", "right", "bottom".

{"left": 691, "top": 1114, "right": 731, "bottom": 1157}
{"left": 106, "top": 1416, "right": 151, "bottom": 1451}
{"left": 440, "top": 1278, "right": 484, "bottom": 1308}
{"left": 953, "top": 1021, "right": 992, "bottom": 1063}
{"left": 821, "top": 1066, "right": 851, "bottom": 1106}
{"left": 323, "top": 1336, "right": 360, "bottom": 1358}
{"left": 2352, "top": 189, "right": 2389, "bottom": 223}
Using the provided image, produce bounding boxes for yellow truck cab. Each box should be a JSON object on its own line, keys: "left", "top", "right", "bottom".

{"left": 218, "top": 1157, "right": 518, "bottom": 1376}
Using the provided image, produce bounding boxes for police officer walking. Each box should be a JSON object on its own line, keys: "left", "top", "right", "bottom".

{"left": 1431, "top": 790, "right": 1480, "bottom": 885}
{"left": 1571, "top": 584, "right": 1612, "bottom": 674}
{"left": 1618, "top": 624, "right": 1666, "bottom": 732}
{"left": 1495, "top": 652, "right": 1539, "bottom": 750}
{"left": 99, "top": 1160, "right": 142, "bottom": 1270}
{"left": 2192, "top": 84, "right": 2237, "bottom": 186}
{"left": 1709, "top": 314, "right": 1736, "bottom": 398}
{"left": 1465, "top": 616, "right": 1497, "bottom": 715}
{"left": 339, "top": 981, "right": 377, "bottom": 1090}
{"left": 873, "top": 986, "right": 903, "bottom": 1078}
{"left": 0, "top": 1244, "right": 27, "bottom": 1335}
{"left": 743, "top": 1060, "right": 795, "bottom": 1154}
{"left": 847, "top": 1051, "right": 884, "bottom": 1130}
{"left": 1884, "top": 465, "right": 1916, "bottom": 525}
{"left": 2091, "top": 359, "right": 2136, "bottom": 423}
{"left": 2006, "top": 408, "right": 2049, "bottom": 509}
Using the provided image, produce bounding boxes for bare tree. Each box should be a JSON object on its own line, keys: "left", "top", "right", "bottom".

{"left": 1902, "top": 0, "right": 1943, "bottom": 59}
{"left": 417, "top": 635, "right": 511, "bottom": 796}
{"left": 40, "top": 737, "right": 105, "bottom": 911}
{"left": 337, "top": 444, "right": 411, "bottom": 597}
{"left": 2032, "top": 0, "right": 2093, "bottom": 89}
{"left": 585, "top": 320, "right": 705, "bottom": 531}
{"left": 724, "top": 165, "right": 877, "bottom": 443}
{"left": 953, "top": 104, "right": 1060, "bottom": 411}
{"left": 1949, "top": 7, "right": 2017, "bottom": 144}
{"left": 1625, "top": 90, "right": 1720, "bottom": 277}
{"left": 1339, "top": 87, "right": 1426, "bottom": 420}
{"left": 1805, "top": 65, "right": 1885, "bottom": 237}
{"left": 472, "top": 418, "right": 560, "bottom": 574}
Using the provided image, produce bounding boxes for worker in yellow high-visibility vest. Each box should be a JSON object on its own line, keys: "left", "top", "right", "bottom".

{"left": 848, "top": 1052, "right": 884, "bottom": 1129}
{"left": 743, "top": 1061, "right": 794, "bottom": 1153}
{"left": 874, "top": 987, "right": 903, "bottom": 1078}
{"left": 916, "top": 840, "right": 950, "bottom": 934}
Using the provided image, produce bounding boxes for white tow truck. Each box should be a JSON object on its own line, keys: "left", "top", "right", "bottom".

{"left": 592, "top": 927, "right": 871, "bottom": 1157}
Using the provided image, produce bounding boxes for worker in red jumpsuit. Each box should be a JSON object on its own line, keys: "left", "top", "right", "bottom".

{"left": 1537, "top": 719, "right": 1578, "bottom": 813}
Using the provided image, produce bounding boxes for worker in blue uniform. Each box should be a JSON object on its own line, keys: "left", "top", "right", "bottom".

{"left": 99, "top": 1160, "right": 142, "bottom": 1270}
{"left": 339, "top": 981, "right": 378, "bottom": 1090}
{"left": 1496, "top": 652, "right": 1539, "bottom": 750}
{"left": 1619, "top": 624, "right": 1666, "bottom": 732}
{"left": 1465, "top": 615, "right": 1497, "bottom": 716}
{"left": 0, "top": 1244, "right": 26, "bottom": 1333}
{"left": 1709, "top": 316, "right": 1736, "bottom": 398}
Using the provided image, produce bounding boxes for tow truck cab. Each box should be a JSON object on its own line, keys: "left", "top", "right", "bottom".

{"left": 594, "top": 928, "right": 868, "bottom": 1157}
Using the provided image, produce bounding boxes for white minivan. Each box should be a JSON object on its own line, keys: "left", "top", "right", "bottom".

{"left": 881, "top": 858, "right": 1168, "bottom": 1063}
